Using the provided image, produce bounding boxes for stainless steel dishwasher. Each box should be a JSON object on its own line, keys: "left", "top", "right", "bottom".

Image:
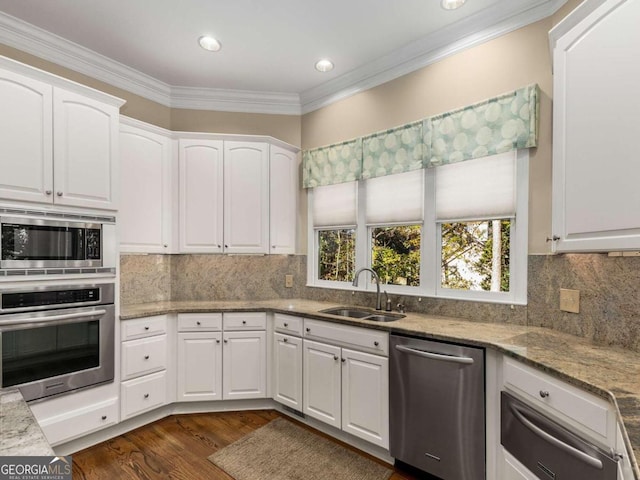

{"left": 390, "top": 334, "right": 485, "bottom": 480}
{"left": 501, "top": 391, "right": 618, "bottom": 480}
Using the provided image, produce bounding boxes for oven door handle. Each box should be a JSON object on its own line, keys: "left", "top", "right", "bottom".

{"left": 510, "top": 403, "right": 603, "bottom": 470}
{"left": 0, "top": 309, "right": 107, "bottom": 327}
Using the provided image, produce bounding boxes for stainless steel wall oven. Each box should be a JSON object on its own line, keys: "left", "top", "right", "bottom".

{"left": 0, "top": 283, "right": 115, "bottom": 402}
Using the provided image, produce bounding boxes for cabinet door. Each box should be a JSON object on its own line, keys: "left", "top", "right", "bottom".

{"left": 552, "top": 0, "right": 640, "bottom": 251}
{"left": 341, "top": 348, "right": 389, "bottom": 448}
{"left": 269, "top": 145, "right": 297, "bottom": 254}
{"left": 177, "top": 332, "right": 222, "bottom": 402}
{"left": 273, "top": 333, "right": 302, "bottom": 410}
{"left": 223, "top": 142, "right": 269, "bottom": 253}
{"left": 53, "top": 88, "right": 119, "bottom": 209}
{"left": 178, "top": 139, "right": 224, "bottom": 253}
{"left": 303, "top": 339, "right": 341, "bottom": 428}
{"left": 500, "top": 448, "right": 539, "bottom": 480}
{"left": 222, "top": 330, "right": 266, "bottom": 400}
{"left": 120, "top": 124, "right": 172, "bottom": 253}
{"left": 0, "top": 69, "right": 53, "bottom": 204}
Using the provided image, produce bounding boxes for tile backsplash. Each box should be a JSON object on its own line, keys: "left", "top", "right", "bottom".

{"left": 120, "top": 253, "right": 640, "bottom": 351}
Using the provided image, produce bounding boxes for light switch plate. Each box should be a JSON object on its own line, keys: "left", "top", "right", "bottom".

{"left": 559, "top": 288, "right": 580, "bottom": 313}
{"left": 285, "top": 274, "right": 293, "bottom": 288}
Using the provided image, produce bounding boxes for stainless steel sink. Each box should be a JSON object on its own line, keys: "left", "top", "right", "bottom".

{"left": 319, "top": 307, "right": 405, "bottom": 322}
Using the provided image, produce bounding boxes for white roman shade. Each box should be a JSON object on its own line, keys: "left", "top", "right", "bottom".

{"left": 365, "top": 169, "right": 424, "bottom": 224}
{"left": 312, "top": 181, "right": 357, "bottom": 227}
{"left": 435, "top": 151, "right": 516, "bottom": 221}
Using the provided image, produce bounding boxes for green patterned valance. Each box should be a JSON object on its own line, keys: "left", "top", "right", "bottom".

{"left": 302, "top": 84, "right": 539, "bottom": 187}
{"left": 302, "top": 138, "right": 362, "bottom": 188}
{"left": 362, "top": 121, "right": 424, "bottom": 179}
{"left": 424, "top": 84, "right": 539, "bottom": 167}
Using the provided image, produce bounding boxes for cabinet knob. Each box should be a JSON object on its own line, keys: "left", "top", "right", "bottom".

{"left": 341, "top": 358, "right": 346, "bottom": 363}
{"left": 374, "top": 341, "right": 379, "bottom": 347}
{"left": 539, "top": 390, "right": 550, "bottom": 398}
{"left": 163, "top": 244, "right": 168, "bottom": 248}
{"left": 242, "top": 320, "right": 247, "bottom": 325}
{"left": 144, "top": 355, "right": 150, "bottom": 360}
{"left": 225, "top": 244, "right": 228, "bottom": 248}
{"left": 306, "top": 327, "right": 310, "bottom": 333}
{"left": 546, "top": 236, "right": 560, "bottom": 242}
{"left": 283, "top": 338, "right": 288, "bottom": 343}
{"left": 272, "top": 245, "right": 276, "bottom": 249}
{"left": 56, "top": 191, "right": 63, "bottom": 197}
{"left": 224, "top": 339, "right": 228, "bottom": 343}
{"left": 144, "top": 393, "right": 149, "bottom": 399}
{"left": 196, "top": 321, "right": 201, "bottom": 326}
{"left": 333, "top": 355, "right": 339, "bottom": 361}
{"left": 216, "top": 339, "right": 221, "bottom": 344}
{"left": 45, "top": 190, "right": 52, "bottom": 195}
{"left": 101, "top": 415, "right": 107, "bottom": 420}
{"left": 217, "top": 245, "right": 221, "bottom": 248}
{"left": 284, "top": 323, "right": 288, "bottom": 327}
{"left": 144, "top": 326, "right": 149, "bottom": 331}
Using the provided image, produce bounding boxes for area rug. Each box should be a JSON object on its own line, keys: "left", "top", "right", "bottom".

{"left": 208, "top": 417, "right": 393, "bottom": 480}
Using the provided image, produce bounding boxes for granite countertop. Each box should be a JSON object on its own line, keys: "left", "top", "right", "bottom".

{"left": 121, "top": 299, "right": 640, "bottom": 478}
{"left": 0, "top": 389, "right": 54, "bottom": 456}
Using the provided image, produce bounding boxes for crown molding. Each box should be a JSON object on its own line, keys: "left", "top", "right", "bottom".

{"left": 299, "top": 0, "right": 568, "bottom": 114}
{"left": 0, "top": 2, "right": 566, "bottom": 116}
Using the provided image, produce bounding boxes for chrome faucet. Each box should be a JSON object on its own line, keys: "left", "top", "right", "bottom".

{"left": 352, "top": 267, "right": 382, "bottom": 310}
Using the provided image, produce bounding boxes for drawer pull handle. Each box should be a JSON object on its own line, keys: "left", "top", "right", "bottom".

{"left": 144, "top": 355, "right": 150, "bottom": 360}
{"left": 374, "top": 341, "right": 379, "bottom": 347}
{"left": 144, "top": 326, "right": 149, "bottom": 331}
{"left": 144, "top": 393, "right": 149, "bottom": 399}
{"left": 284, "top": 323, "right": 288, "bottom": 327}
{"left": 101, "top": 415, "right": 107, "bottom": 420}
{"left": 196, "top": 321, "right": 201, "bottom": 326}
{"left": 539, "top": 390, "right": 550, "bottom": 398}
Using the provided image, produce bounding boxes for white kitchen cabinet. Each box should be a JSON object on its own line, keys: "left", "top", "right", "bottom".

{"left": 302, "top": 319, "right": 390, "bottom": 448}
{"left": 177, "top": 331, "right": 223, "bottom": 402}
{"left": 341, "top": 348, "right": 389, "bottom": 447}
{"left": 269, "top": 145, "right": 297, "bottom": 254}
{"left": 273, "top": 332, "right": 303, "bottom": 411}
{"left": 550, "top": 0, "right": 640, "bottom": 251}
{"left": 223, "top": 330, "right": 267, "bottom": 400}
{"left": 223, "top": 141, "right": 269, "bottom": 253}
{"left": 303, "top": 339, "right": 342, "bottom": 428}
{"left": 499, "top": 448, "right": 539, "bottom": 480}
{"left": 178, "top": 138, "right": 224, "bottom": 253}
{"left": 0, "top": 59, "right": 124, "bottom": 210}
{"left": 0, "top": 68, "right": 53, "bottom": 204}
{"left": 120, "top": 119, "right": 172, "bottom": 253}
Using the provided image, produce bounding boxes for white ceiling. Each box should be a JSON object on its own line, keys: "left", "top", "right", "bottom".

{"left": 0, "top": 0, "right": 566, "bottom": 114}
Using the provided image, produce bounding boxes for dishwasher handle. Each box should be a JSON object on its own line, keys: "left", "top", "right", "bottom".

{"left": 395, "top": 344, "right": 474, "bottom": 365}
{"left": 510, "top": 403, "right": 604, "bottom": 470}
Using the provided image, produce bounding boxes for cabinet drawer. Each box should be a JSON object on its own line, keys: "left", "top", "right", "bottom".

{"left": 121, "top": 370, "right": 167, "bottom": 420}
{"left": 223, "top": 312, "right": 266, "bottom": 330}
{"left": 121, "top": 334, "right": 167, "bottom": 380}
{"left": 304, "top": 318, "right": 389, "bottom": 356}
{"left": 121, "top": 315, "right": 167, "bottom": 341}
{"left": 39, "top": 397, "right": 118, "bottom": 446}
{"left": 274, "top": 313, "right": 303, "bottom": 336}
{"left": 178, "top": 313, "right": 222, "bottom": 332}
{"left": 503, "top": 357, "right": 612, "bottom": 441}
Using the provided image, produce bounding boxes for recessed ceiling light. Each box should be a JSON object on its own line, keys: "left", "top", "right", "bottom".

{"left": 315, "top": 59, "right": 334, "bottom": 72}
{"left": 441, "top": 0, "right": 466, "bottom": 10}
{"left": 198, "top": 35, "right": 221, "bottom": 52}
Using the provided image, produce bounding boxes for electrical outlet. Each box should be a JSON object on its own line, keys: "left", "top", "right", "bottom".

{"left": 285, "top": 274, "right": 293, "bottom": 288}
{"left": 559, "top": 288, "right": 580, "bottom": 313}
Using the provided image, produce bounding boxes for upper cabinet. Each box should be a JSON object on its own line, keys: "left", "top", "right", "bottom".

{"left": 550, "top": 0, "right": 640, "bottom": 252}
{"left": 270, "top": 145, "right": 298, "bottom": 254}
{"left": 120, "top": 119, "right": 173, "bottom": 253}
{"left": 0, "top": 57, "right": 124, "bottom": 210}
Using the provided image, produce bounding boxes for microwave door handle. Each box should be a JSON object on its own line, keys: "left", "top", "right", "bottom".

{"left": 0, "top": 309, "right": 107, "bottom": 328}
{"left": 510, "top": 404, "right": 603, "bottom": 470}
{"left": 394, "top": 344, "right": 474, "bottom": 365}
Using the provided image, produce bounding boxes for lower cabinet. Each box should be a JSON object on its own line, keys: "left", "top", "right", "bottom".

{"left": 303, "top": 338, "right": 389, "bottom": 448}
{"left": 177, "top": 331, "right": 223, "bottom": 401}
{"left": 273, "top": 332, "right": 303, "bottom": 410}
{"left": 223, "top": 330, "right": 267, "bottom": 400}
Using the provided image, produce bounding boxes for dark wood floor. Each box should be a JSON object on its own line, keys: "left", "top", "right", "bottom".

{"left": 71, "top": 410, "right": 422, "bottom": 480}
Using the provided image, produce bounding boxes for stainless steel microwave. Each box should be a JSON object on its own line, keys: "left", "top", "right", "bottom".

{"left": 0, "top": 211, "right": 116, "bottom": 273}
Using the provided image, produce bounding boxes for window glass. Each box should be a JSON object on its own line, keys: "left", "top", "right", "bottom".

{"left": 318, "top": 229, "right": 356, "bottom": 282}
{"left": 441, "top": 220, "right": 510, "bottom": 292}
{"left": 371, "top": 225, "right": 421, "bottom": 286}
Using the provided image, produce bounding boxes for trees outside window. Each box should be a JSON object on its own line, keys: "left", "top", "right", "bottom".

{"left": 318, "top": 229, "right": 356, "bottom": 282}
{"left": 371, "top": 225, "right": 421, "bottom": 287}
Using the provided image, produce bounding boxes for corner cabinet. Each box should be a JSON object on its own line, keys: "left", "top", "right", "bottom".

{"left": 0, "top": 57, "right": 124, "bottom": 210}
{"left": 120, "top": 119, "right": 173, "bottom": 253}
{"left": 550, "top": 0, "right": 640, "bottom": 252}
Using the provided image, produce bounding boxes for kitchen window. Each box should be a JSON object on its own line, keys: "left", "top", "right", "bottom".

{"left": 308, "top": 150, "right": 528, "bottom": 304}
